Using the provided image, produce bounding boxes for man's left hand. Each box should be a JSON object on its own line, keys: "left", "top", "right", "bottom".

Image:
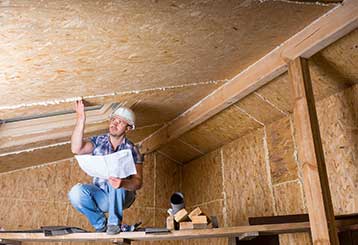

{"left": 108, "top": 176, "right": 122, "bottom": 189}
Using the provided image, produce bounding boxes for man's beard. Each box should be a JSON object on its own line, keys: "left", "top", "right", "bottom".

{"left": 109, "top": 129, "right": 126, "bottom": 138}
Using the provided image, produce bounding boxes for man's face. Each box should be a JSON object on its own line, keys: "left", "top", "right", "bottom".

{"left": 109, "top": 116, "right": 129, "bottom": 137}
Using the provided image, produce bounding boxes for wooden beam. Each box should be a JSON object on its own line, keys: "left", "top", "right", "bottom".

{"left": 289, "top": 57, "right": 338, "bottom": 244}
{"left": 140, "top": 0, "right": 358, "bottom": 154}
{"left": 0, "top": 220, "right": 357, "bottom": 243}
{"left": 0, "top": 222, "right": 312, "bottom": 242}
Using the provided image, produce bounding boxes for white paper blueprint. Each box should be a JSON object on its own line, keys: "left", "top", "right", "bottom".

{"left": 75, "top": 149, "right": 137, "bottom": 179}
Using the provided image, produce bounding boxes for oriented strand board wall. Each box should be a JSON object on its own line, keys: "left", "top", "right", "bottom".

{"left": 0, "top": 152, "right": 183, "bottom": 245}
{"left": 181, "top": 84, "right": 358, "bottom": 244}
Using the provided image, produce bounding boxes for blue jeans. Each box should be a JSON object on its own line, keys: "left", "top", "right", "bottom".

{"left": 68, "top": 182, "right": 136, "bottom": 230}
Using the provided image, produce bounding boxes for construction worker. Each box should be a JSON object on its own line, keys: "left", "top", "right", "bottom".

{"left": 68, "top": 100, "right": 143, "bottom": 235}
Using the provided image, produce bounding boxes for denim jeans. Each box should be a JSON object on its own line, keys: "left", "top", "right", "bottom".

{"left": 68, "top": 182, "right": 136, "bottom": 230}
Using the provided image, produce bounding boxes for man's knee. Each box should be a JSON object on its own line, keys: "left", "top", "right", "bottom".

{"left": 68, "top": 183, "right": 87, "bottom": 207}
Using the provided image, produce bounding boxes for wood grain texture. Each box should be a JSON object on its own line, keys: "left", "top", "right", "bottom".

{"left": 222, "top": 128, "right": 274, "bottom": 226}
{"left": 178, "top": 105, "right": 261, "bottom": 154}
{"left": 158, "top": 138, "right": 204, "bottom": 164}
{"left": 0, "top": 0, "right": 330, "bottom": 108}
{"left": 182, "top": 150, "right": 223, "bottom": 207}
{"left": 155, "top": 153, "right": 182, "bottom": 209}
{"left": 131, "top": 153, "right": 155, "bottom": 209}
{"left": 235, "top": 93, "right": 285, "bottom": 124}
{"left": 316, "top": 85, "right": 358, "bottom": 215}
{"left": 289, "top": 57, "right": 338, "bottom": 244}
{"left": 266, "top": 116, "right": 298, "bottom": 184}
{"left": 0, "top": 144, "right": 73, "bottom": 173}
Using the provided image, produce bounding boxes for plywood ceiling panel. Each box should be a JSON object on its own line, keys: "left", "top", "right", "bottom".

{"left": 179, "top": 105, "right": 262, "bottom": 154}
{"left": 235, "top": 93, "right": 286, "bottom": 124}
{"left": 255, "top": 73, "right": 293, "bottom": 114}
{"left": 158, "top": 138, "right": 204, "bottom": 164}
{"left": 313, "top": 29, "right": 358, "bottom": 82}
{"left": 127, "top": 124, "right": 162, "bottom": 144}
{"left": 0, "top": 0, "right": 331, "bottom": 108}
{"left": 0, "top": 82, "right": 223, "bottom": 123}
{"left": 0, "top": 144, "right": 72, "bottom": 173}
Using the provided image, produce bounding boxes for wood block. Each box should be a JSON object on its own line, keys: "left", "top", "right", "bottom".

{"left": 193, "top": 223, "right": 208, "bottom": 229}
{"left": 174, "top": 209, "right": 188, "bottom": 222}
{"left": 166, "top": 215, "right": 175, "bottom": 231}
{"left": 188, "top": 207, "right": 202, "bottom": 220}
{"left": 179, "top": 221, "right": 194, "bottom": 230}
{"left": 191, "top": 215, "right": 208, "bottom": 224}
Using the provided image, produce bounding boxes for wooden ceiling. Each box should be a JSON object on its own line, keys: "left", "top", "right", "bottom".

{"left": 158, "top": 29, "right": 358, "bottom": 163}
{"left": 1, "top": 0, "right": 355, "bottom": 173}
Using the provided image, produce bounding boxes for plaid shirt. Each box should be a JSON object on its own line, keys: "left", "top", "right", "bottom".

{"left": 90, "top": 133, "right": 143, "bottom": 190}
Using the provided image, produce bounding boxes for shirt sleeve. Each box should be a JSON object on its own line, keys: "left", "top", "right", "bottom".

{"left": 132, "top": 145, "right": 144, "bottom": 164}
{"left": 89, "top": 135, "right": 98, "bottom": 147}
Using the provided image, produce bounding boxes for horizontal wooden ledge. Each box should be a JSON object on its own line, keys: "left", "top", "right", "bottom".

{"left": 1, "top": 219, "right": 357, "bottom": 242}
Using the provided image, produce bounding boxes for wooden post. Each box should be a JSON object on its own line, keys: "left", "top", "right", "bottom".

{"left": 288, "top": 57, "right": 339, "bottom": 244}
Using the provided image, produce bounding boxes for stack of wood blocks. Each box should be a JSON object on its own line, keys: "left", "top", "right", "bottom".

{"left": 166, "top": 207, "right": 214, "bottom": 231}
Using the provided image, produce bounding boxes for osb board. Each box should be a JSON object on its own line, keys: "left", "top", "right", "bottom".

{"left": 131, "top": 153, "right": 155, "bottom": 209}
{"left": 266, "top": 116, "right": 298, "bottom": 184}
{"left": 123, "top": 207, "right": 155, "bottom": 227}
{"left": 182, "top": 150, "right": 223, "bottom": 207}
{"left": 272, "top": 181, "right": 310, "bottom": 245}
{"left": 222, "top": 128, "right": 275, "bottom": 226}
{"left": 154, "top": 208, "right": 168, "bottom": 228}
{"left": 0, "top": 198, "right": 17, "bottom": 229}
{"left": 235, "top": 93, "right": 285, "bottom": 124}
{"left": 179, "top": 105, "right": 262, "bottom": 154}
{"left": 155, "top": 153, "right": 182, "bottom": 209}
{"left": 10, "top": 200, "right": 69, "bottom": 230}
{"left": 0, "top": 144, "right": 73, "bottom": 173}
{"left": 309, "top": 57, "right": 352, "bottom": 101}
{"left": 272, "top": 181, "right": 306, "bottom": 215}
{"left": 255, "top": 73, "right": 293, "bottom": 114}
{"left": 0, "top": 0, "right": 330, "bottom": 107}
{"left": 279, "top": 233, "right": 312, "bottom": 245}
{"left": 315, "top": 29, "right": 358, "bottom": 82}
{"left": 315, "top": 85, "right": 358, "bottom": 214}
{"left": 21, "top": 159, "right": 73, "bottom": 203}
{"left": 0, "top": 82, "right": 223, "bottom": 121}
{"left": 128, "top": 124, "right": 162, "bottom": 144}
{"left": 158, "top": 138, "right": 204, "bottom": 164}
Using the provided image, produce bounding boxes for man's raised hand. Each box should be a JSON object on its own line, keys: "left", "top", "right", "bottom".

{"left": 74, "top": 100, "right": 86, "bottom": 121}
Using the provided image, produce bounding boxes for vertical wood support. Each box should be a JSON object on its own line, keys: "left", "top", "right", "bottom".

{"left": 289, "top": 57, "right": 339, "bottom": 244}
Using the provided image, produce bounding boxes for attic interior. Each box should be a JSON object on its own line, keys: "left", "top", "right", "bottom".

{"left": 0, "top": 0, "right": 357, "bottom": 244}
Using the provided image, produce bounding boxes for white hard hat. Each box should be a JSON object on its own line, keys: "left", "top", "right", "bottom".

{"left": 110, "top": 107, "right": 136, "bottom": 129}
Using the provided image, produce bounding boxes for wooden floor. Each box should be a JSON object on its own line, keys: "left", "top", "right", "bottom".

{"left": 1, "top": 220, "right": 357, "bottom": 244}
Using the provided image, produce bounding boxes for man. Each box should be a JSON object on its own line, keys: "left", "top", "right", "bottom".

{"left": 68, "top": 100, "right": 143, "bottom": 235}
